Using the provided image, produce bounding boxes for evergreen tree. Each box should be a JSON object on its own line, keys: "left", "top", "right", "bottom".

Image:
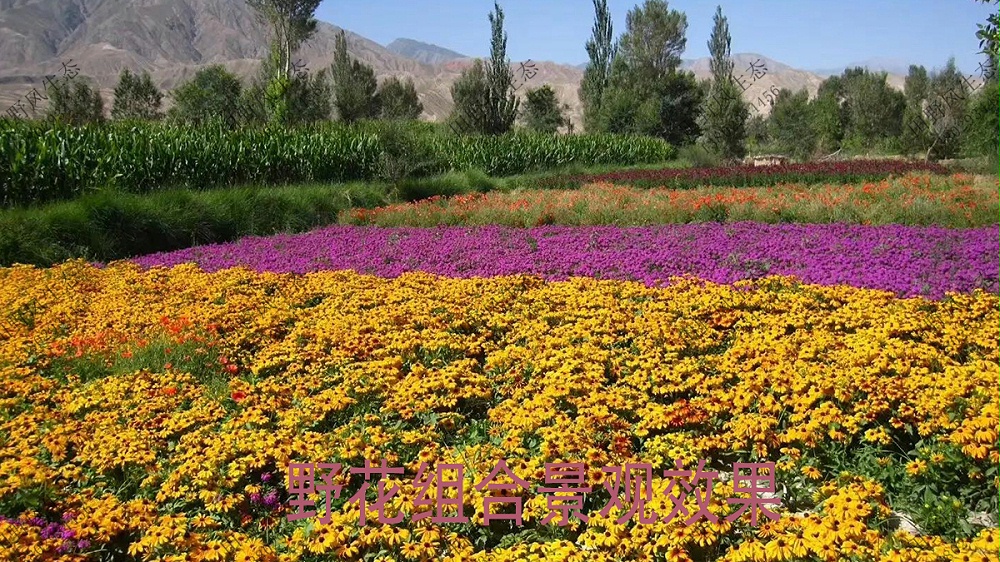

{"left": 580, "top": 0, "right": 616, "bottom": 132}
{"left": 697, "top": 6, "right": 748, "bottom": 160}
{"left": 330, "top": 31, "right": 381, "bottom": 123}
{"left": 110, "top": 69, "right": 162, "bottom": 121}
{"left": 483, "top": 1, "right": 519, "bottom": 135}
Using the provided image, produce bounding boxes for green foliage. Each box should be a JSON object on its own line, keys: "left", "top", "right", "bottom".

{"left": 378, "top": 76, "right": 423, "bottom": 120}
{"left": 767, "top": 88, "right": 816, "bottom": 161}
{"left": 484, "top": 1, "right": 519, "bottom": 135}
{"left": 653, "top": 70, "right": 704, "bottom": 146}
{"left": 675, "top": 144, "right": 721, "bottom": 168}
{"left": 44, "top": 77, "right": 105, "bottom": 126}
{"left": 924, "top": 58, "right": 970, "bottom": 159}
{"left": 975, "top": 0, "right": 999, "bottom": 79}
{"left": 520, "top": 85, "right": 568, "bottom": 133}
{"left": 808, "top": 90, "right": 843, "bottom": 153}
{"left": 449, "top": 59, "right": 491, "bottom": 135}
{"left": 616, "top": 0, "right": 688, "bottom": 86}
{"left": 900, "top": 65, "right": 933, "bottom": 155}
{"left": 375, "top": 120, "right": 439, "bottom": 194}
{"left": 580, "top": 0, "right": 616, "bottom": 133}
{"left": 810, "top": 67, "right": 906, "bottom": 153}
{"left": 110, "top": 69, "right": 163, "bottom": 121}
{"left": 961, "top": 79, "right": 999, "bottom": 158}
{"left": 246, "top": 0, "right": 321, "bottom": 80}
{"left": 0, "top": 121, "right": 382, "bottom": 206}
{"left": 331, "top": 31, "right": 381, "bottom": 123}
{"left": 745, "top": 113, "right": 769, "bottom": 152}
{"left": 0, "top": 182, "right": 389, "bottom": 267}
{"left": 0, "top": 120, "right": 675, "bottom": 208}
{"left": 167, "top": 65, "right": 243, "bottom": 126}
{"left": 697, "top": 5, "right": 748, "bottom": 160}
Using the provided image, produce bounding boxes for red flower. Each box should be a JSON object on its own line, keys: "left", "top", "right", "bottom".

{"left": 163, "top": 387, "right": 178, "bottom": 397}
{"left": 231, "top": 391, "right": 247, "bottom": 402}
{"left": 225, "top": 363, "right": 239, "bottom": 374}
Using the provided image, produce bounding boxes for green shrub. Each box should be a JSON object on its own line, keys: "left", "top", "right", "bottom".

{"left": 0, "top": 183, "right": 389, "bottom": 267}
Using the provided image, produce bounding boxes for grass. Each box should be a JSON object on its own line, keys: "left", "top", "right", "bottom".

{"left": 0, "top": 160, "right": 698, "bottom": 267}
{"left": 0, "top": 182, "right": 389, "bottom": 267}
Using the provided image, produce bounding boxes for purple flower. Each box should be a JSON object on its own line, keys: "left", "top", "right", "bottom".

{"left": 263, "top": 490, "right": 280, "bottom": 508}
{"left": 261, "top": 472, "right": 273, "bottom": 483}
{"left": 129, "top": 224, "right": 1000, "bottom": 299}
{"left": 61, "top": 512, "right": 75, "bottom": 522}
{"left": 76, "top": 539, "right": 91, "bottom": 550}
{"left": 249, "top": 492, "right": 262, "bottom": 504}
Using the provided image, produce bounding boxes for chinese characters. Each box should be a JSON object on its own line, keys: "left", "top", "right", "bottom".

{"left": 286, "top": 458, "right": 781, "bottom": 528}
{"left": 3, "top": 60, "right": 81, "bottom": 120}
{"left": 706, "top": 58, "right": 775, "bottom": 115}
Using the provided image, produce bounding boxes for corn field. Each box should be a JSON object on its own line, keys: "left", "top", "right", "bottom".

{"left": 0, "top": 120, "right": 675, "bottom": 208}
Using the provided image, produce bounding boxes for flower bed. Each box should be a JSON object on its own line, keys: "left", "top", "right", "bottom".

{"left": 538, "top": 160, "right": 951, "bottom": 190}
{"left": 0, "top": 262, "right": 996, "bottom": 561}
{"left": 344, "top": 174, "right": 998, "bottom": 229}
{"left": 131, "top": 223, "right": 1000, "bottom": 299}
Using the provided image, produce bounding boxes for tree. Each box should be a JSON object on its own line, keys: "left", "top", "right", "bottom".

{"left": 483, "top": 1, "right": 519, "bottom": 135}
{"left": 521, "top": 85, "right": 568, "bottom": 133}
{"left": 45, "top": 77, "right": 104, "bottom": 125}
{"left": 900, "top": 65, "right": 932, "bottom": 155}
{"left": 842, "top": 70, "right": 905, "bottom": 149}
{"left": 110, "top": 69, "right": 162, "bottom": 120}
{"left": 813, "top": 67, "right": 904, "bottom": 152}
{"left": 975, "top": 0, "right": 999, "bottom": 80}
{"left": 654, "top": 70, "right": 704, "bottom": 145}
{"left": 924, "top": 58, "right": 969, "bottom": 159}
{"left": 580, "top": 0, "right": 616, "bottom": 132}
{"left": 246, "top": 0, "right": 321, "bottom": 80}
{"left": 449, "top": 59, "right": 491, "bottom": 134}
{"left": 378, "top": 76, "right": 423, "bottom": 120}
{"left": 962, "top": 79, "right": 999, "bottom": 158}
{"left": 697, "top": 6, "right": 748, "bottom": 160}
{"left": 810, "top": 76, "right": 846, "bottom": 152}
{"left": 745, "top": 113, "right": 769, "bottom": 152}
{"left": 167, "top": 65, "right": 243, "bottom": 126}
{"left": 616, "top": 0, "right": 687, "bottom": 89}
{"left": 767, "top": 88, "right": 816, "bottom": 160}
{"left": 330, "top": 31, "right": 381, "bottom": 123}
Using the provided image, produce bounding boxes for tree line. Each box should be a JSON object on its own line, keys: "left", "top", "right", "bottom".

{"left": 20, "top": 0, "right": 1000, "bottom": 162}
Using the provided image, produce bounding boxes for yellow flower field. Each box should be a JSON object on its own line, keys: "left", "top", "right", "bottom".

{"left": 0, "top": 261, "right": 997, "bottom": 562}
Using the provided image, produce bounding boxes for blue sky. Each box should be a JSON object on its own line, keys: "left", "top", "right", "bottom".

{"left": 316, "top": 0, "right": 996, "bottom": 75}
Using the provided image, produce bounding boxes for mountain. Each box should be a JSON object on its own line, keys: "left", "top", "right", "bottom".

{"left": 0, "top": 0, "right": 907, "bottom": 129}
{"left": 386, "top": 38, "right": 468, "bottom": 65}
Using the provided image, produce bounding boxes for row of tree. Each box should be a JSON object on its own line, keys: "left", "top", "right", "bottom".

{"left": 38, "top": 1, "right": 570, "bottom": 135}
{"left": 28, "top": 0, "right": 1000, "bottom": 162}
{"left": 578, "top": 0, "right": 999, "bottom": 161}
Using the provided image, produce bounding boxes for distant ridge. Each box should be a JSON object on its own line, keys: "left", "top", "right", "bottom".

{"left": 386, "top": 38, "right": 468, "bottom": 65}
